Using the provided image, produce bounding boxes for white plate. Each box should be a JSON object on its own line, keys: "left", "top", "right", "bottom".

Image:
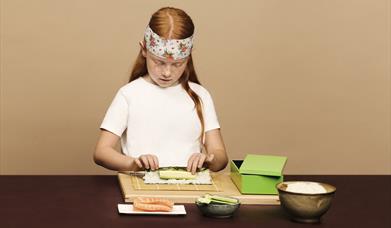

{"left": 117, "top": 204, "right": 186, "bottom": 215}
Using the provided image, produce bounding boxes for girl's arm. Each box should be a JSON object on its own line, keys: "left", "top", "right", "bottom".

{"left": 94, "top": 130, "right": 141, "bottom": 171}
{"left": 204, "top": 129, "right": 228, "bottom": 172}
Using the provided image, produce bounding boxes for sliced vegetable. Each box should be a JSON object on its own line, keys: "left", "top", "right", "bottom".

{"left": 159, "top": 169, "right": 196, "bottom": 180}
{"left": 197, "top": 197, "right": 211, "bottom": 204}
{"left": 196, "top": 194, "right": 239, "bottom": 205}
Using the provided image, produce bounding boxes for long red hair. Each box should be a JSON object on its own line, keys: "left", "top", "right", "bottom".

{"left": 129, "top": 7, "right": 205, "bottom": 143}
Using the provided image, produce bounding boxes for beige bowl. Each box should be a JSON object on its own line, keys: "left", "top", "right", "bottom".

{"left": 276, "top": 181, "right": 336, "bottom": 223}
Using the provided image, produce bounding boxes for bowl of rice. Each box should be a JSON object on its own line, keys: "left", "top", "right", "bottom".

{"left": 276, "top": 181, "right": 336, "bottom": 223}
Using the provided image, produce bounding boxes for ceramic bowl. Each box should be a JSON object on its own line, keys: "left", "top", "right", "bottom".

{"left": 195, "top": 200, "right": 240, "bottom": 218}
{"left": 276, "top": 181, "right": 336, "bottom": 223}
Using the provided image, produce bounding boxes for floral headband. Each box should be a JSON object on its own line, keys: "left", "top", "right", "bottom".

{"left": 144, "top": 25, "right": 193, "bottom": 60}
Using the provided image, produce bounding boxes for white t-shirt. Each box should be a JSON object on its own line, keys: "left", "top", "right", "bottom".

{"left": 100, "top": 77, "right": 220, "bottom": 167}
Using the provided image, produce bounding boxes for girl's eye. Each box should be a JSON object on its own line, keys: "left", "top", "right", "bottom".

{"left": 174, "top": 63, "right": 183, "bottom": 67}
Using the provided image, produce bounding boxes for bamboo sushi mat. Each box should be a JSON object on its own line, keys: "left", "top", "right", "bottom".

{"left": 130, "top": 175, "right": 222, "bottom": 191}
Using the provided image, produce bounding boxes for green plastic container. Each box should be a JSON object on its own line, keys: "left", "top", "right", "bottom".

{"left": 230, "top": 154, "right": 287, "bottom": 195}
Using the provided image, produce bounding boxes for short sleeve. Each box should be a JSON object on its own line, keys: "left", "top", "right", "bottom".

{"left": 202, "top": 90, "right": 220, "bottom": 132}
{"left": 100, "top": 90, "right": 128, "bottom": 137}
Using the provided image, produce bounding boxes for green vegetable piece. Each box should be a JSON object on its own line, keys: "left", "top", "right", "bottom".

{"left": 204, "top": 193, "right": 212, "bottom": 199}
{"left": 196, "top": 197, "right": 211, "bottom": 204}
{"left": 159, "top": 170, "right": 196, "bottom": 180}
{"left": 209, "top": 195, "right": 239, "bottom": 204}
{"left": 196, "top": 194, "right": 239, "bottom": 205}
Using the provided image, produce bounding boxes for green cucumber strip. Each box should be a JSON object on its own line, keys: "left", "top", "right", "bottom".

{"left": 209, "top": 199, "right": 238, "bottom": 205}
{"left": 210, "top": 195, "right": 239, "bottom": 204}
{"left": 196, "top": 197, "right": 211, "bottom": 204}
{"left": 159, "top": 170, "right": 196, "bottom": 180}
{"left": 196, "top": 194, "right": 239, "bottom": 205}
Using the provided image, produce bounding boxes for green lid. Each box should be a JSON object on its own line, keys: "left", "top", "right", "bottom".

{"left": 239, "top": 154, "right": 287, "bottom": 177}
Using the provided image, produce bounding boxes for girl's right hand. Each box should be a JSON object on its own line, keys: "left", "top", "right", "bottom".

{"left": 134, "top": 154, "right": 159, "bottom": 171}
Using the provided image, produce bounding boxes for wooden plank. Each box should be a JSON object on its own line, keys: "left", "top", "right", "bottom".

{"left": 117, "top": 172, "right": 280, "bottom": 205}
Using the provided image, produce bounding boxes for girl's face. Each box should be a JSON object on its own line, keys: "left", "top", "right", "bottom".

{"left": 143, "top": 50, "right": 189, "bottom": 88}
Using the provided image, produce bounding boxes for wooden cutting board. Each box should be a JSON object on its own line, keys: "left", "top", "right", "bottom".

{"left": 118, "top": 172, "right": 280, "bottom": 205}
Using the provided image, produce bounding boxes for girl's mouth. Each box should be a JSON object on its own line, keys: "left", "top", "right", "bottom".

{"left": 160, "top": 78, "right": 171, "bottom": 82}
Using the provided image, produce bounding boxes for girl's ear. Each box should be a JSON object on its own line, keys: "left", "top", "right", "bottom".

{"left": 139, "top": 41, "right": 147, "bottom": 58}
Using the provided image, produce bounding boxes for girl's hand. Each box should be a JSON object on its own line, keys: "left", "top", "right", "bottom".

{"left": 187, "top": 153, "right": 215, "bottom": 174}
{"left": 134, "top": 154, "right": 159, "bottom": 171}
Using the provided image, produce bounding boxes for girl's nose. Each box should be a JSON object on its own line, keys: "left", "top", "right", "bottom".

{"left": 162, "top": 65, "right": 171, "bottom": 77}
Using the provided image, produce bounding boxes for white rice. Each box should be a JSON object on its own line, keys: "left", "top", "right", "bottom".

{"left": 285, "top": 182, "right": 327, "bottom": 194}
{"left": 143, "top": 169, "right": 212, "bottom": 185}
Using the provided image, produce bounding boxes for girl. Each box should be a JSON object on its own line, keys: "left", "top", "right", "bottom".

{"left": 94, "top": 7, "right": 228, "bottom": 174}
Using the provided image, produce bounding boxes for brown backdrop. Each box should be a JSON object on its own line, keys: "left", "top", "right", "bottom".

{"left": 1, "top": 0, "right": 390, "bottom": 175}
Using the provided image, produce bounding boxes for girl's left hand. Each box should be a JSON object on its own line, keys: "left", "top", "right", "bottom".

{"left": 187, "top": 153, "right": 214, "bottom": 174}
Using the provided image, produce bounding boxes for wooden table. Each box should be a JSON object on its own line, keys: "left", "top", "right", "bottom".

{"left": 0, "top": 175, "right": 389, "bottom": 228}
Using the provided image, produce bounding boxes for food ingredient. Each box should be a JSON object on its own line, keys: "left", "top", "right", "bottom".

{"left": 143, "top": 167, "right": 211, "bottom": 184}
{"left": 133, "top": 197, "right": 174, "bottom": 212}
{"left": 159, "top": 169, "right": 196, "bottom": 180}
{"left": 285, "top": 182, "right": 327, "bottom": 194}
{"left": 196, "top": 194, "right": 239, "bottom": 205}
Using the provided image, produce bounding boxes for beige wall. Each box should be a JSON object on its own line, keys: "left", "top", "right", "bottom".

{"left": 1, "top": 0, "right": 390, "bottom": 175}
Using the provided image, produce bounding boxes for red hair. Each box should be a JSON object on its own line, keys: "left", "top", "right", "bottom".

{"left": 129, "top": 7, "right": 205, "bottom": 143}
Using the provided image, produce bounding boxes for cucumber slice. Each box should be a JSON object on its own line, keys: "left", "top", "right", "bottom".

{"left": 196, "top": 194, "right": 239, "bottom": 205}
{"left": 209, "top": 195, "right": 239, "bottom": 204}
{"left": 159, "top": 170, "right": 196, "bottom": 180}
{"left": 196, "top": 197, "right": 211, "bottom": 204}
